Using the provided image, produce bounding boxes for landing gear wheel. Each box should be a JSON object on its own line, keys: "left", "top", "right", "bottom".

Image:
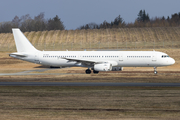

{"left": 154, "top": 67, "right": 157, "bottom": 74}
{"left": 93, "top": 70, "right": 99, "bottom": 74}
{"left": 85, "top": 69, "right": 91, "bottom": 74}
{"left": 50, "top": 66, "right": 60, "bottom": 68}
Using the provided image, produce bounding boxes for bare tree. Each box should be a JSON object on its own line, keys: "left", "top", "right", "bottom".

{"left": 33, "top": 12, "right": 47, "bottom": 31}
{"left": 12, "top": 16, "right": 21, "bottom": 28}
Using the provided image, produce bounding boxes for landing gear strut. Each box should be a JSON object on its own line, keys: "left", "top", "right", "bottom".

{"left": 154, "top": 67, "right": 157, "bottom": 74}
{"left": 85, "top": 69, "right": 91, "bottom": 74}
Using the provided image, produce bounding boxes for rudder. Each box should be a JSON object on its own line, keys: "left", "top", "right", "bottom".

{"left": 12, "top": 28, "right": 38, "bottom": 53}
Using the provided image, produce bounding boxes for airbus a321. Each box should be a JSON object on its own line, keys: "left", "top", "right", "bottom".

{"left": 9, "top": 28, "right": 175, "bottom": 74}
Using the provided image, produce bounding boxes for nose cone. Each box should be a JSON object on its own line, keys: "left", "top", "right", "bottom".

{"left": 170, "top": 58, "right": 175, "bottom": 65}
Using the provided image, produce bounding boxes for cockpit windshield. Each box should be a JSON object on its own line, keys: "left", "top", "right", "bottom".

{"left": 162, "top": 55, "right": 170, "bottom": 58}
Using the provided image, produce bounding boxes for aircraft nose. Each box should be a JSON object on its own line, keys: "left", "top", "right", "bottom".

{"left": 170, "top": 58, "right": 175, "bottom": 65}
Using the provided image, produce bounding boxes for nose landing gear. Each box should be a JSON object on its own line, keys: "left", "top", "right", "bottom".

{"left": 154, "top": 67, "right": 157, "bottom": 74}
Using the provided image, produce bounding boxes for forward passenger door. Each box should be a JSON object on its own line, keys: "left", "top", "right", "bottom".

{"left": 119, "top": 53, "right": 123, "bottom": 61}
{"left": 152, "top": 53, "right": 157, "bottom": 61}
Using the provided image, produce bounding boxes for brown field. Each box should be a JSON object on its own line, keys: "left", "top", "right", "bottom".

{"left": 0, "top": 48, "right": 179, "bottom": 120}
{"left": 1, "top": 27, "right": 180, "bottom": 51}
{"left": 0, "top": 49, "right": 179, "bottom": 119}
{"left": 0, "top": 27, "right": 180, "bottom": 120}
{"left": 0, "top": 86, "right": 180, "bottom": 120}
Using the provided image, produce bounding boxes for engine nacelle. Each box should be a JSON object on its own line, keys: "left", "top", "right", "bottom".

{"left": 112, "top": 67, "right": 123, "bottom": 71}
{"left": 94, "top": 63, "right": 112, "bottom": 71}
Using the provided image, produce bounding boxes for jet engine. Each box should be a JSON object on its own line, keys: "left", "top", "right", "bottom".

{"left": 94, "top": 63, "right": 112, "bottom": 71}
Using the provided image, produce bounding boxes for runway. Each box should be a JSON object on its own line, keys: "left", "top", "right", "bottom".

{"left": 0, "top": 68, "right": 84, "bottom": 76}
{"left": 0, "top": 82, "right": 180, "bottom": 86}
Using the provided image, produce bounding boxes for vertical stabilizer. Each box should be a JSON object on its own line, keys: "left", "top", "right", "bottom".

{"left": 12, "top": 28, "right": 38, "bottom": 52}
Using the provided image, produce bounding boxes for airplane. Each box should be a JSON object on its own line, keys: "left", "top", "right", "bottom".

{"left": 9, "top": 28, "right": 175, "bottom": 74}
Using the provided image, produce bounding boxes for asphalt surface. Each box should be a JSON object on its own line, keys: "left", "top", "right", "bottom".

{"left": 0, "top": 82, "right": 180, "bottom": 86}
{"left": 0, "top": 68, "right": 83, "bottom": 76}
{"left": 0, "top": 73, "right": 81, "bottom": 76}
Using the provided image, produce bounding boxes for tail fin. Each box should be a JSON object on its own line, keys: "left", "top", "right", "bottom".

{"left": 12, "top": 28, "right": 38, "bottom": 52}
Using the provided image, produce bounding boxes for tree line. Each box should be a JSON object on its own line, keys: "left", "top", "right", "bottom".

{"left": 78, "top": 10, "right": 180, "bottom": 29}
{"left": 0, "top": 10, "right": 180, "bottom": 33}
{"left": 0, "top": 13, "right": 65, "bottom": 33}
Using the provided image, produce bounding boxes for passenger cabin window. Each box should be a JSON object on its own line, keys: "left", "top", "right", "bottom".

{"left": 127, "top": 56, "right": 151, "bottom": 58}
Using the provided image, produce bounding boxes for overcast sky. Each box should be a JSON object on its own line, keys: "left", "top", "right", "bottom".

{"left": 0, "top": 0, "right": 180, "bottom": 30}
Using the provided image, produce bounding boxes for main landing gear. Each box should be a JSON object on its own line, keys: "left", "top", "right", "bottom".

{"left": 85, "top": 69, "right": 91, "bottom": 74}
{"left": 154, "top": 67, "right": 158, "bottom": 74}
{"left": 85, "top": 69, "right": 99, "bottom": 74}
{"left": 93, "top": 70, "right": 99, "bottom": 74}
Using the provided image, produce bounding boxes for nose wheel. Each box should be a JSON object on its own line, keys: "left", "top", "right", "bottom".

{"left": 154, "top": 67, "right": 158, "bottom": 74}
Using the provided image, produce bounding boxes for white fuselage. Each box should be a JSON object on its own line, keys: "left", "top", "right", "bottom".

{"left": 12, "top": 51, "right": 175, "bottom": 68}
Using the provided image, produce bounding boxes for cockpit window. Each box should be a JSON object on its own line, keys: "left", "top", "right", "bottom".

{"left": 162, "top": 55, "right": 169, "bottom": 58}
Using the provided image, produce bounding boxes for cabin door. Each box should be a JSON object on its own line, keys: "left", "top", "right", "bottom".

{"left": 119, "top": 53, "right": 123, "bottom": 61}
{"left": 35, "top": 53, "right": 40, "bottom": 63}
{"left": 152, "top": 53, "right": 157, "bottom": 61}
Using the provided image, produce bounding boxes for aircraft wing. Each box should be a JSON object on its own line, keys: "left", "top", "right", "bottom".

{"left": 61, "top": 57, "right": 118, "bottom": 66}
{"left": 61, "top": 57, "right": 103, "bottom": 64}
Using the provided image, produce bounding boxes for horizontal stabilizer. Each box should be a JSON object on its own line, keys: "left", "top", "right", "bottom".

{"left": 9, "top": 52, "right": 27, "bottom": 57}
